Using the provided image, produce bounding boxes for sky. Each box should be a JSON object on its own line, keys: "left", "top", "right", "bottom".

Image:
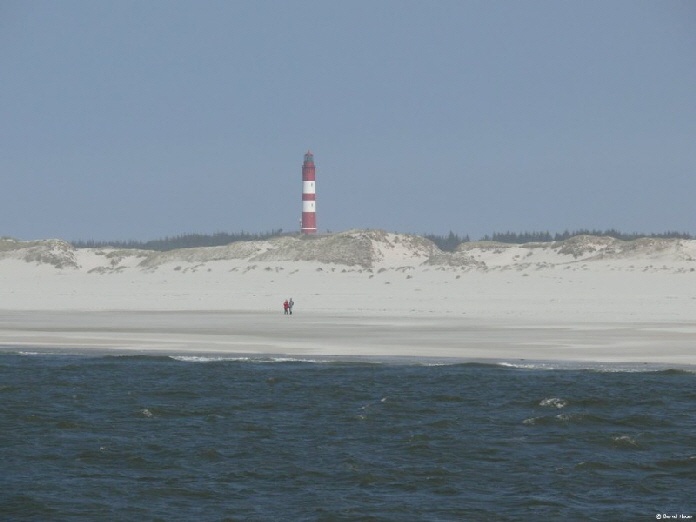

{"left": 1, "top": 1, "right": 695, "bottom": 241}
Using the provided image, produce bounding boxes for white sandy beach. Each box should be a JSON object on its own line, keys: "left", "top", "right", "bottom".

{"left": 1, "top": 230, "right": 694, "bottom": 365}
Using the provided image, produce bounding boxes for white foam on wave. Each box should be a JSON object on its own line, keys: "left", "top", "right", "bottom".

{"left": 267, "top": 357, "right": 331, "bottom": 364}
{"left": 522, "top": 416, "right": 542, "bottom": 425}
{"left": 540, "top": 397, "right": 568, "bottom": 409}
{"left": 170, "top": 355, "right": 253, "bottom": 363}
{"left": 498, "top": 361, "right": 696, "bottom": 373}
{"left": 612, "top": 435, "right": 640, "bottom": 447}
{"left": 169, "top": 355, "right": 333, "bottom": 364}
{"left": 498, "top": 361, "right": 561, "bottom": 370}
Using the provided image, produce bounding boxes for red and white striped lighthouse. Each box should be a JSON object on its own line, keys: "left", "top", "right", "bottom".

{"left": 301, "top": 150, "right": 317, "bottom": 234}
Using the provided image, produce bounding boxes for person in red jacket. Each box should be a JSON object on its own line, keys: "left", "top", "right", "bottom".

{"left": 283, "top": 300, "right": 289, "bottom": 315}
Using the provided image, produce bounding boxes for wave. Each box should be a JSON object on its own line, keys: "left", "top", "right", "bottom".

{"left": 101, "top": 354, "right": 176, "bottom": 362}
{"left": 0, "top": 349, "right": 69, "bottom": 357}
{"left": 611, "top": 434, "right": 642, "bottom": 448}
{"left": 645, "top": 368, "right": 696, "bottom": 376}
{"left": 497, "top": 361, "right": 696, "bottom": 374}
{"left": 655, "top": 456, "right": 696, "bottom": 469}
{"left": 1, "top": 349, "right": 695, "bottom": 373}
{"left": 169, "top": 355, "right": 337, "bottom": 364}
{"left": 539, "top": 397, "right": 568, "bottom": 409}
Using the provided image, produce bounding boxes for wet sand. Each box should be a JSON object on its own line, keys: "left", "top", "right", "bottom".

{"left": 1, "top": 310, "right": 694, "bottom": 367}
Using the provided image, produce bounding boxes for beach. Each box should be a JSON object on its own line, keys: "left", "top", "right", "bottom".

{"left": 1, "top": 231, "right": 694, "bottom": 366}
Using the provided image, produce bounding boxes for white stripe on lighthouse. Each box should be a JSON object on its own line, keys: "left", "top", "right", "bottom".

{"left": 302, "top": 181, "right": 315, "bottom": 194}
{"left": 302, "top": 201, "right": 316, "bottom": 212}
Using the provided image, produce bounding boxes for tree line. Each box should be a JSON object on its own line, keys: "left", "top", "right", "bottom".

{"left": 424, "top": 231, "right": 470, "bottom": 252}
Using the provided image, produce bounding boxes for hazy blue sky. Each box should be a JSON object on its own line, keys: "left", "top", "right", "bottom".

{"left": 2, "top": 1, "right": 695, "bottom": 241}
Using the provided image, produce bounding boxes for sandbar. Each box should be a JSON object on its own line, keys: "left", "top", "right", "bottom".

{"left": 1, "top": 310, "right": 694, "bottom": 368}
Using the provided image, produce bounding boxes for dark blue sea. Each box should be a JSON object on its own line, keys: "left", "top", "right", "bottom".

{"left": 1, "top": 350, "right": 695, "bottom": 521}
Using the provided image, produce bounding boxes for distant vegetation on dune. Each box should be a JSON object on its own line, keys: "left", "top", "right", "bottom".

{"left": 423, "top": 232, "right": 470, "bottom": 252}
{"left": 479, "top": 229, "right": 693, "bottom": 244}
{"left": 425, "top": 229, "right": 693, "bottom": 252}
{"left": 71, "top": 229, "right": 284, "bottom": 251}
{"left": 70, "top": 228, "right": 693, "bottom": 252}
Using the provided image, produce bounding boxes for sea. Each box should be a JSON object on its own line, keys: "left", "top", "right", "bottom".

{"left": 1, "top": 350, "right": 694, "bottom": 522}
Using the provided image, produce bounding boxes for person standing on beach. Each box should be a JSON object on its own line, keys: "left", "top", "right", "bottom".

{"left": 283, "top": 300, "right": 289, "bottom": 315}
{"left": 288, "top": 298, "right": 294, "bottom": 315}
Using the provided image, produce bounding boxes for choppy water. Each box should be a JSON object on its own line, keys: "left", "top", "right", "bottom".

{"left": 1, "top": 350, "right": 695, "bottom": 521}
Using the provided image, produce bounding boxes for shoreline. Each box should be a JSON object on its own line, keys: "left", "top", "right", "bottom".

{"left": 1, "top": 310, "right": 694, "bottom": 368}
{"left": 3, "top": 347, "right": 695, "bottom": 373}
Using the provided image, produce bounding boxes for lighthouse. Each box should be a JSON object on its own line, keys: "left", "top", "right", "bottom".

{"left": 301, "top": 151, "right": 317, "bottom": 234}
